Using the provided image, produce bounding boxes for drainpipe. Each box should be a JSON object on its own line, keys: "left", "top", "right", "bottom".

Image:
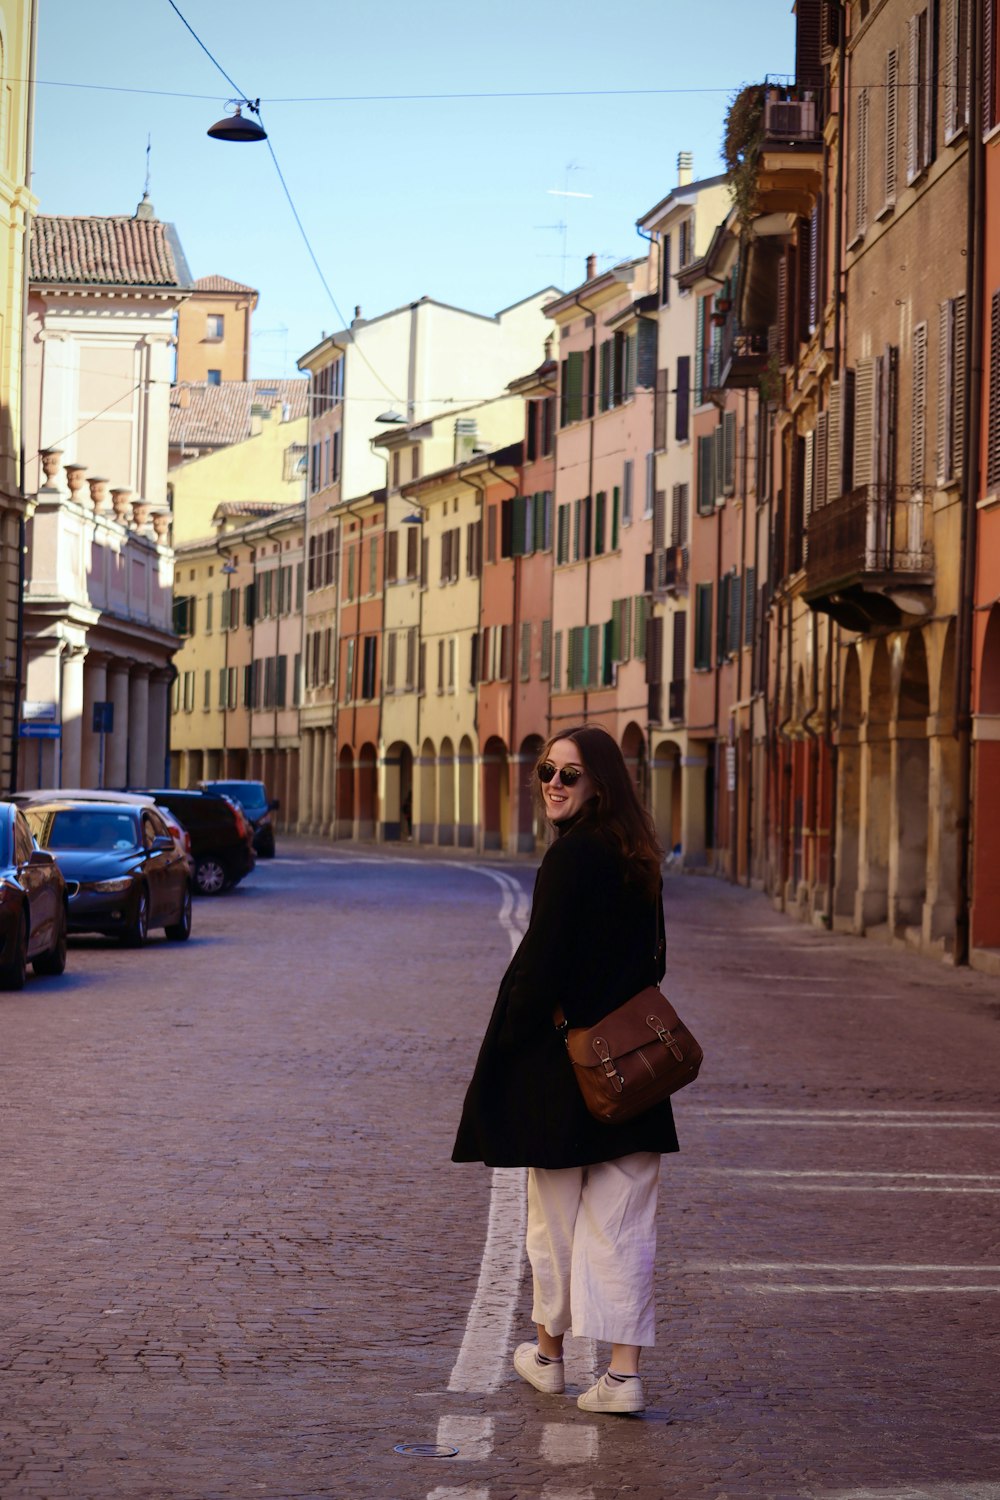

{"left": 215, "top": 536, "right": 237, "bottom": 777}
{"left": 486, "top": 457, "right": 521, "bottom": 757}
{"left": 569, "top": 284, "right": 601, "bottom": 724}
{"left": 825, "top": 615, "right": 839, "bottom": 926}
{"left": 955, "top": 0, "right": 985, "bottom": 967}
{"left": 833, "top": 0, "right": 848, "bottom": 377}
{"left": 747, "top": 400, "right": 762, "bottom": 884}
{"left": 732, "top": 389, "right": 750, "bottom": 883}
{"left": 11, "top": 0, "right": 39, "bottom": 794}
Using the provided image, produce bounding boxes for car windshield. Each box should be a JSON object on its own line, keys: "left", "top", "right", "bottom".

{"left": 0, "top": 822, "right": 9, "bottom": 867}
{"left": 37, "top": 809, "right": 140, "bottom": 852}
{"left": 207, "top": 781, "right": 267, "bottom": 813}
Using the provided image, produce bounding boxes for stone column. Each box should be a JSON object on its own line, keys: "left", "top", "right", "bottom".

{"left": 854, "top": 726, "right": 892, "bottom": 932}
{"left": 60, "top": 646, "right": 87, "bottom": 788}
{"left": 106, "top": 663, "right": 131, "bottom": 788}
{"left": 680, "top": 746, "right": 709, "bottom": 868}
{"left": 147, "top": 671, "right": 171, "bottom": 786}
{"left": 922, "top": 719, "right": 959, "bottom": 951}
{"left": 320, "top": 730, "right": 334, "bottom": 833}
{"left": 128, "top": 669, "right": 150, "bottom": 788}
{"left": 81, "top": 652, "right": 108, "bottom": 787}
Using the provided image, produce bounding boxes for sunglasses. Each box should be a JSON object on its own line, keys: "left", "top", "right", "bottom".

{"left": 537, "top": 760, "right": 585, "bottom": 787}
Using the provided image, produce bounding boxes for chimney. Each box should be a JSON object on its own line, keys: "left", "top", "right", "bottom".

{"left": 677, "top": 151, "right": 693, "bottom": 187}
{"left": 586, "top": 253, "right": 597, "bottom": 281}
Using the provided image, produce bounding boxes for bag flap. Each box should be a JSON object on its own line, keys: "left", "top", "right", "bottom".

{"left": 564, "top": 987, "right": 687, "bottom": 1068}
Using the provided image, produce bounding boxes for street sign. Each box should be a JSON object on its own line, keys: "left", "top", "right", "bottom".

{"left": 22, "top": 700, "right": 58, "bottom": 723}
{"left": 92, "top": 701, "right": 114, "bottom": 733}
{"left": 19, "top": 723, "right": 61, "bottom": 739}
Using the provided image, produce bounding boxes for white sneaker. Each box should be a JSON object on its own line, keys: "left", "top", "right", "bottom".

{"left": 513, "top": 1342, "right": 566, "bottom": 1395}
{"left": 577, "top": 1372, "right": 645, "bottom": 1414}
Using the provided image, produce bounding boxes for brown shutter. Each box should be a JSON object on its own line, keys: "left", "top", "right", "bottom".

{"left": 989, "top": 291, "right": 1000, "bottom": 491}
{"left": 826, "top": 380, "right": 841, "bottom": 503}
{"left": 952, "top": 291, "right": 967, "bottom": 480}
{"left": 911, "top": 322, "right": 928, "bottom": 491}
{"left": 814, "top": 412, "right": 828, "bottom": 514}
{"left": 937, "top": 299, "right": 953, "bottom": 485}
{"left": 907, "top": 14, "right": 920, "bottom": 183}
{"left": 795, "top": 0, "right": 824, "bottom": 89}
{"left": 853, "top": 357, "right": 875, "bottom": 488}
{"left": 884, "top": 49, "right": 898, "bottom": 208}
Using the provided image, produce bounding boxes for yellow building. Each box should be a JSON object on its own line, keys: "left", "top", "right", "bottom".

{"left": 0, "top": 0, "right": 38, "bottom": 791}
{"left": 169, "top": 380, "right": 308, "bottom": 542}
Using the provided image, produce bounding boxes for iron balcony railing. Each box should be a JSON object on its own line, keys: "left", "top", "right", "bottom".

{"left": 805, "top": 482, "right": 933, "bottom": 595}
{"left": 647, "top": 545, "right": 689, "bottom": 596}
{"left": 715, "top": 312, "right": 770, "bottom": 391}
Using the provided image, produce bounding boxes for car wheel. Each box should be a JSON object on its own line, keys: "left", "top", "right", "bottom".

{"left": 165, "top": 885, "right": 192, "bottom": 942}
{"left": 0, "top": 911, "right": 28, "bottom": 990}
{"left": 194, "top": 857, "right": 227, "bottom": 896}
{"left": 121, "top": 885, "right": 149, "bottom": 948}
{"left": 33, "top": 903, "right": 68, "bottom": 976}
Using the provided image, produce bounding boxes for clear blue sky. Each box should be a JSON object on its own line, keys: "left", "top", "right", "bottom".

{"left": 34, "top": 0, "right": 795, "bottom": 378}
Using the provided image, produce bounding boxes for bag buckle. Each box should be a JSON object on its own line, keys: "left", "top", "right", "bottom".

{"left": 592, "top": 1036, "right": 625, "bottom": 1093}
{"left": 647, "top": 1014, "right": 684, "bottom": 1062}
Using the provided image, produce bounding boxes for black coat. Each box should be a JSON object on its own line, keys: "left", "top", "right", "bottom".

{"left": 452, "top": 812, "right": 679, "bottom": 1169}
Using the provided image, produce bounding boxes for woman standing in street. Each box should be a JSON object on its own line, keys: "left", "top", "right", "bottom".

{"left": 453, "top": 724, "right": 677, "bottom": 1415}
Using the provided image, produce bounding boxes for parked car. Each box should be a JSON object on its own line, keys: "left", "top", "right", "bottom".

{"left": 23, "top": 800, "right": 192, "bottom": 945}
{"left": 131, "top": 789, "right": 256, "bottom": 896}
{"left": 0, "top": 801, "right": 68, "bottom": 988}
{"left": 198, "top": 780, "right": 278, "bottom": 858}
{"left": 13, "top": 789, "right": 194, "bottom": 880}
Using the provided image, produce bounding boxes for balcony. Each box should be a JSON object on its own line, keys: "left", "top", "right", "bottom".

{"left": 716, "top": 310, "right": 770, "bottom": 390}
{"left": 646, "top": 545, "right": 689, "bottom": 597}
{"left": 755, "top": 87, "right": 824, "bottom": 218}
{"left": 804, "top": 483, "right": 934, "bottom": 631}
{"left": 668, "top": 679, "right": 685, "bottom": 723}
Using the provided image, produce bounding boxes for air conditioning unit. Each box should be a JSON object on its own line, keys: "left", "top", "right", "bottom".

{"left": 764, "top": 96, "right": 818, "bottom": 141}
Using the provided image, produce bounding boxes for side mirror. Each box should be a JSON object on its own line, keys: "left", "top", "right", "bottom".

{"left": 150, "top": 835, "right": 175, "bottom": 852}
{"left": 27, "top": 848, "right": 55, "bottom": 867}
{"left": 269, "top": 798, "right": 280, "bottom": 811}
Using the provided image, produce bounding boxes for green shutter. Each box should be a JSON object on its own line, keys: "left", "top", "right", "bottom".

{"left": 565, "top": 350, "right": 584, "bottom": 423}
{"left": 611, "top": 486, "right": 620, "bottom": 550}
{"left": 603, "top": 620, "right": 614, "bottom": 684}
{"left": 594, "top": 491, "right": 606, "bottom": 555}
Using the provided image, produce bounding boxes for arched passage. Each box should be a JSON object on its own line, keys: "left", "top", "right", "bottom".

{"left": 516, "top": 733, "right": 544, "bottom": 852}
{"left": 357, "top": 742, "right": 377, "bottom": 840}
{"left": 621, "top": 722, "right": 647, "bottom": 805}
{"left": 652, "top": 738, "right": 683, "bottom": 855}
{"left": 835, "top": 646, "right": 863, "bottom": 921}
{"left": 482, "top": 736, "right": 509, "bottom": 851}
{"left": 973, "top": 609, "right": 1000, "bottom": 947}
{"left": 382, "top": 740, "right": 413, "bottom": 841}
{"left": 437, "top": 737, "right": 456, "bottom": 845}
{"left": 336, "top": 745, "right": 355, "bottom": 840}
{"left": 417, "top": 737, "right": 436, "bottom": 844}
{"left": 457, "top": 735, "right": 476, "bottom": 847}
{"left": 892, "top": 632, "right": 930, "bottom": 935}
{"left": 858, "top": 638, "right": 892, "bottom": 929}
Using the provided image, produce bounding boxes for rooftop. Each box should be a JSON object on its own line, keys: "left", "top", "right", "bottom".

{"left": 192, "top": 274, "right": 258, "bottom": 296}
{"left": 31, "top": 203, "right": 192, "bottom": 289}
{"left": 170, "top": 378, "right": 309, "bottom": 452}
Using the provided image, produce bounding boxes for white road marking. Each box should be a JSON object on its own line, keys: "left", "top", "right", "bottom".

{"left": 426, "top": 1488, "right": 490, "bottom": 1500}
{"left": 815, "top": 1486, "right": 1000, "bottom": 1498}
{"left": 695, "top": 1167, "right": 1000, "bottom": 1181}
{"left": 541, "top": 1423, "right": 599, "bottom": 1464}
{"left": 746, "top": 1283, "right": 1000, "bottom": 1294}
{"left": 542, "top": 1488, "right": 597, "bottom": 1500}
{"left": 447, "top": 866, "right": 530, "bottom": 1397}
{"left": 693, "top": 1107, "right": 1000, "bottom": 1121}
{"left": 686, "top": 1261, "right": 1000, "bottom": 1273}
{"left": 434, "top": 1415, "right": 494, "bottom": 1459}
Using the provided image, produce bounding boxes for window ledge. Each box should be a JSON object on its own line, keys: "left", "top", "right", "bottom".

{"left": 977, "top": 491, "right": 1000, "bottom": 512}
{"left": 846, "top": 229, "right": 866, "bottom": 252}
{"left": 874, "top": 200, "right": 895, "bottom": 223}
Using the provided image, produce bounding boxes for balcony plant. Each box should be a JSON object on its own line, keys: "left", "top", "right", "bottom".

{"left": 723, "top": 82, "right": 766, "bottom": 230}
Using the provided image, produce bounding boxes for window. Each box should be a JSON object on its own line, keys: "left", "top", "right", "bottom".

{"left": 183, "top": 671, "right": 195, "bottom": 712}
{"left": 654, "top": 368, "right": 669, "bottom": 452}
{"left": 697, "top": 434, "right": 716, "bottom": 515}
{"left": 644, "top": 452, "right": 654, "bottom": 517}
{"left": 173, "top": 595, "right": 196, "bottom": 636}
{"left": 207, "top": 369, "right": 221, "bottom": 386}
{"left": 594, "top": 491, "right": 606, "bottom": 555}
{"left": 907, "top": 5, "right": 938, "bottom": 182}
{"left": 332, "top": 429, "right": 341, "bottom": 483}
{"left": 556, "top": 504, "right": 570, "bottom": 564}
{"left": 406, "top": 526, "right": 419, "bottom": 580}
{"left": 622, "top": 460, "right": 634, "bottom": 526}
{"left": 560, "top": 350, "right": 585, "bottom": 425}
{"left": 986, "top": 0, "right": 1000, "bottom": 135}
{"left": 911, "top": 321, "right": 929, "bottom": 490}
{"left": 882, "top": 48, "right": 899, "bottom": 213}
{"left": 671, "top": 483, "right": 689, "bottom": 546}
{"left": 693, "top": 583, "right": 713, "bottom": 670}
{"left": 610, "top": 598, "right": 632, "bottom": 663}
{"left": 852, "top": 87, "right": 870, "bottom": 241}
{"left": 361, "top": 636, "right": 378, "bottom": 700}
{"left": 203, "top": 670, "right": 211, "bottom": 709}
{"left": 369, "top": 535, "right": 378, "bottom": 595}
{"left": 943, "top": 0, "right": 971, "bottom": 141}
{"left": 678, "top": 217, "right": 694, "bottom": 267}
{"left": 385, "top": 631, "right": 397, "bottom": 692}
{"left": 660, "top": 231, "right": 672, "bottom": 306}
{"left": 206, "top": 312, "right": 224, "bottom": 342}
{"left": 519, "top": 621, "right": 532, "bottom": 681}
{"left": 344, "top": 638, "right": 356, "bottom": 703}
{"left": 540, "top": 619, "right": 552, "bottom": 679}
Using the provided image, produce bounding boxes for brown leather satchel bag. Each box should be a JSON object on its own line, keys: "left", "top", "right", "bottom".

{"left": 555, "top": 986, "right": 703, "bottom": 1124}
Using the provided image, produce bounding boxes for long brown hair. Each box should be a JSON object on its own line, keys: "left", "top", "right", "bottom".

{"left": 535, "top": 725, "right": 663, "bottom": 895}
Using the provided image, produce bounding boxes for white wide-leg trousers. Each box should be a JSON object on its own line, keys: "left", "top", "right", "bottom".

{"left": 526, "top": 1151, "right": 660, "bottom": 1347}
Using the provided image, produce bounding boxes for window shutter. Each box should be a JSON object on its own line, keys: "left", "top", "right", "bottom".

{"left": 633, "top": 596, "right": 649, "bottom": 661}
{"left": 723, "top": 411, "right": 737, "bottom": 494}
{"left": 594, "top": 491, "right": 606, "bottom": 555}
{"left": 809, "top": 201, "right": 821, "bottom": 331}
{"left": 694, "top": 298, "right": 704, "bottom": 404}
{"left": 611, "top": 486, "right": 620, "bottom": 550}
{"left": 814, "top": 413, "right": 828, "bottom": 514}
{"left": 884, "top": 48, "right": 898, "bottom": 208}
{"left": 654, "top": 367, "right": 668, "bottom": 451}
{"left": 712, "top": 425, "right": 724, "bottom": 501}
{"left": 646, "top": 614, "right": 664, "bottom": 688}
{"left": 855, "top": 88, "right": 870, "bottom": 237}
{"left": 775, "top": 253, "right": 788, "bottom": 367}
{"left": 553, "top": 630, "right": 563, "bottom": 690}
{"left": 907, "top": 14, "right": 920, "bottom": 183}
{"left": 744, "top": 566, "right": 757, "bottom": 646}
{"left": 675, "top": 356, "right": 691, "bottom": 441}
{"left": 652, "top": 488, "right": 667, "bottom": 551}
{"left": 952, "top": 291, "right": 967, "bottom": 480}
{"left": 827, "top": 384, "right": 841, "bottom": 504}
{"left": 622, "top": 462, "right": 633, "bottom": 525}
{"left": 803, "top": 429, "right": 815, "bottom": 531}
{"left": 729, "top": 573, "right": 742, "bottom": 656}
{"left": 852, "top": 358, "right": 875, "bottom": 488}
{"left": 520, "top": 621, "right": 532, "bottom": 681}
{"left": 540, "top": 619, "right": 552, "bottom": 679}
{"left": 697, "top": 435, "right": 714, "bottom": 514}
{"left": 943, "top": 0, "right": 958, "bottom": 136}
{"left": 989, "top": 291, "right": 1000, "bottom": 490}
{"left": 922, "top": 5, "right": 936, "bottom": 170}
{"left": 985, "top": 0, "right": 997, "bottom": 136}
{"left": 672, "top": 611, "right": 687, "bottom": 683}
{"left": 599, "top": 340, "right": 612, "bottom": 412}
{"left": 911, "top": 321, "right": 928, "bottom": 491}
{"left": 938, "top": 298, "right": 954, "bottom": 485}
{"left": 795, "top": 0, "right": 824, "bottom": 89}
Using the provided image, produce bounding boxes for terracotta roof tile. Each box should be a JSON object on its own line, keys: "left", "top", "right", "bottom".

{"left": 170, "top": 378, "right": 309, "bottom": 451}
{"left": 30, "top": 213, "right": 190, "bottom": 288}
{"left": 214, "top": 500, "right": 292, "bottom": 517}
{"left": 193, "top": 274, "right": 258, "bottom": 295}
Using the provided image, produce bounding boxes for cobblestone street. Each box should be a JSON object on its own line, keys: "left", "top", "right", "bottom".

{"left": 1, "top": 843, "right": 998, "bottom": 1500}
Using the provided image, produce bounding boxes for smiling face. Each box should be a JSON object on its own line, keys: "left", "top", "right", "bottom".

{"left": 539, "top": 738, "right": 596, "bottom": 824}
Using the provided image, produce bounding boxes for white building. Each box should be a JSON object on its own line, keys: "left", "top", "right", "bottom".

{"left": 19, "top": 197, "right": 191, "bottom": 789}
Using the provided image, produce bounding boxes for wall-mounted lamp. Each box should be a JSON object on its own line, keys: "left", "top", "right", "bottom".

{"left": 376, "top": 409, "right": 408, "bottom": 425}
{"left": 402, "top": 512, "right": 423, "bottom": 525}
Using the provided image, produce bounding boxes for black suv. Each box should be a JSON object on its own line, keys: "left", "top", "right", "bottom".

{"left": 198, "top": 779, "right": 278, "bottom": 859}
{"left": 132, "top": 790, "right": 256, "bottom": 896}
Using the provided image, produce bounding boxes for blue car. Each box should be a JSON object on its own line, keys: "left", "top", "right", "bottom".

{"left": 24, "top": 800, "right": 192, "bottom": 947}
{"left": 0, "top": 800, "right": 68, "bottom": 989}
